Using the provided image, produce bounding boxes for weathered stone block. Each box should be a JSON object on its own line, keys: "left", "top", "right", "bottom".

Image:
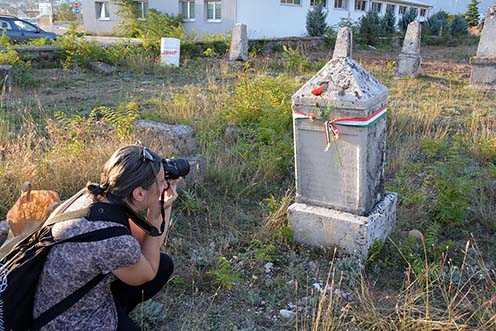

{"left": 182, "top": 154, "right": 206, "bottom": 188}
{"left": 288, "top": 192, "right": 397, "bottom": 258}
{"left": 294, "top": 106, "right": 386, "bottom": 216}
{"left": 0, "top": 65, "right": 13, "bottom": 89}
{"left": 89, "top": 61, "right": 116, "bottom": 75}
{"left": 229, "top": 23, "right": 248, "bottom": 62}
{"left": 133, "top": 120, "right": 198, "bottom": 157}
{"left": 470, "top": 4, "right": 496, "bottom": 87}
{"left": 396, "top": 53, "right": 422, "bottom": 79}
{"left": 470, "top": 57, "right": 496, "bottom": 85}
{"left": 396, "top": 21, "right": 421, "bottom": 78}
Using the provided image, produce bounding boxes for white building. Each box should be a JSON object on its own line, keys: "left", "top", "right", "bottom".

{"left": 81, "top": 0, "right": 437, "bottom": 38}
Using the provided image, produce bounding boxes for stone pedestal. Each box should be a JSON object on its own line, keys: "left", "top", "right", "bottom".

{"left": 289, "top": 192, "right": 397, "bottom": 258}
{"left": 470, "top": 4, "right": 496, "bottom": 88}
{"left": 396, "top": 21, "right": 421, "bottom": 78}
{"left": 288, "top": 27, "right": 397, "bottom": 258}
{"left": 229, "top": 23, "right": 248, "bottom": 62}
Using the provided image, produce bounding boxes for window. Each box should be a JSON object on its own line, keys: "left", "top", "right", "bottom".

{"left": 13, "top": 20, "right": 37, "bottom": 32}
{"left": 371, "top": 2, "right": 382, "bottom": 12}
{"left": 0, "top": 19, "right": 12, "bottom": 30}
{"left": 354, "top": 0, "right": 366, "bottom": 11}
{"left": 399, "top": 5, "right": 407, "bottom": 14}
{"left": 180, "top": 0, "right": 195, "bottom": 20}
{"left": 386, "top": 4, "right": 395, "bottom": 12}
{"left": 95, "top": 1, "right": 110, "bottom": 20}
{"left": 420, "top": 8, "right": 426, "bottom": 16}
{"left": 334, "top": 0, "right": 347, "bottom": 9}
{"left": 280, "top": 0, "right": 301, "bottom": 5}
{"left": 206, "top": 1, "right": 221, "bottom": 21}
{"left": 310, "top": 0, "right": 327, "bottom": 6}
{"left": 133, "top": 1, "right": 148, "bottom": 20}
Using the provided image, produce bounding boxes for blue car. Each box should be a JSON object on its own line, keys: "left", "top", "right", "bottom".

{"left": 0, "top": 15, "right": 57, "bottom": 43}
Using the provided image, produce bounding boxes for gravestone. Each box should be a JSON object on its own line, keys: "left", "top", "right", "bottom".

{"left": 396, "top": 21, "right": 422, "bottom": 78}
{"left": 288, "top": 27, "right": 397, "bottom": 258}
{"left": 133, "top": 120, "right": 205, "bottom": 187}
{"left": 229, "top": 23, "right": 249, "bottom": 62}
{"left": 470, "top": 4, "right": 496, "bottom": 87}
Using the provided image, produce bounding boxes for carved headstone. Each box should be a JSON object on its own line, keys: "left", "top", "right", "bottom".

{"left": 133, "top": 120, "right": 205, "bottom": 187}
{"left": 229, "top": 23, "right": 248, "bottom": 62}
{"left": 396, "top": 21, "right": 422, "bottom": 78}
{"left": 288, "top": 27, "right": 397, "bottom": 258}
{"left": 470, "top": 4, "right": 496, "bottom": 87}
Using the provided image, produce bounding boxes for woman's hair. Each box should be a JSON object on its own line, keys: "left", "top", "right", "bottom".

{"left": 86, "top": 145, "right": 162, "bottom": 204}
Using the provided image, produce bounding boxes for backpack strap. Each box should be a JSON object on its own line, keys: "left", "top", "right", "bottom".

{"left": 31, "top": 226, "right": 130, "bottom": 330}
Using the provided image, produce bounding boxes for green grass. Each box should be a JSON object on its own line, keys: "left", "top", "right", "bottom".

{"left": 1, "top": 41, "right": 496, "bottom": 330}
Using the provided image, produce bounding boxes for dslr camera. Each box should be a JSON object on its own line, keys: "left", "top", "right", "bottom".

{"left": 162, "top": 158, "right": 190, "bottom": 180}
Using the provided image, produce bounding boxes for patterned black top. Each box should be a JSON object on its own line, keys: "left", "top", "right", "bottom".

{"left": 33, "top": 193, "right": 141, "bottom": 331}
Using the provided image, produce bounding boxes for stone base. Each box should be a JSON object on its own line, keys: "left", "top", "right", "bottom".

{"left": 395, "top": 54, "right": 421, "bottom": 79}
{"left": 288, "top": 192, "right": 397, "bottom": 258}
{"left": 470, "top": 56, "right": 496, "bottom": 85}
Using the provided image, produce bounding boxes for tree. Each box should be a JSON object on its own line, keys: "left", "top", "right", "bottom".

{"left": 381, "top": 5, "right": 396, "bottom": 34}
{"left": 54, "top": 3, "right": 77, "bottom": 22}
{"left": 358, "top": 10, "right": 381, "bottom": 45}
{"left": 306, "top": 4, "right": 328, "bottom": 37}
{"left": 427, "top": 11, "right": 449, "bottom": 36}
{"left": 449, "top": 14, "right": 468, "bottom": 37}
{"left": 398, "top": 7, "right": 418, "bottom": 32}
{"left": 464, "top": 0, "right": 480, "bottom": 27}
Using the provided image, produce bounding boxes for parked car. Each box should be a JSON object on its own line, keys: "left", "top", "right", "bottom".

{"left": 0, "top": 15, "right": 57, "bottom": 43}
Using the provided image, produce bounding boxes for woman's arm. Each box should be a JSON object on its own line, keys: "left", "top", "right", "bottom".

{"left": 112, "top": 181, "right": 177, "bottom": 285}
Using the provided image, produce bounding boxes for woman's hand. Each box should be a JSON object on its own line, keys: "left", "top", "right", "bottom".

{"left": 146, "top": 179, "right": 179, "bottom": 226}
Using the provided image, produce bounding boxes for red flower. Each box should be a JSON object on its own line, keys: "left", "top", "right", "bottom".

{"left": 311, "top": 86, "right": 324, "bottom": 96}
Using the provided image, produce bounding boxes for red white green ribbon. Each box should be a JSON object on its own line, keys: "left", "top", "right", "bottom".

{"left": 293, "top": 104, "right": 388, "bottom": 151}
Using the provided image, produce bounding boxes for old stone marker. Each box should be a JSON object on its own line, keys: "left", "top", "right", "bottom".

{"left": 288, "top": 27, "right": 397, "bottom": 258}
{"left": 133, "top": 120, "right": 206, "bottom": 187}
{"left": 396, "top": 21, "right": 421, "bottom": 78}
{"left": 470, "top": 3, "right": 496, "bottom": 88}
{"left": 229, "top": 23, "right": 248, "bottom": 62}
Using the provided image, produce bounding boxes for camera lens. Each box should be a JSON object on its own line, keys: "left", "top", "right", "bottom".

{"left": 162, "top": 158, "right": 190, "bottom": 180}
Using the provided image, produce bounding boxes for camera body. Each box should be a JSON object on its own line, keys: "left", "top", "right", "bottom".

{"left": 162, "top": 158, "right": 190, "bottom": 180}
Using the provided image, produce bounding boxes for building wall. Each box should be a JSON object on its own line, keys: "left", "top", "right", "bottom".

{"left": 237, "top": 0, "right": 430, "bottom": 39}
{"left": 81, "top": 0, "right": 123, "bottom": 34}
{"left": 150, "top": 0, "right": 236, "bottom": 37}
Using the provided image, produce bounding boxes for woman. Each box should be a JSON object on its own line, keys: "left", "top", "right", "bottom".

{"left": 33, "top": 145, "right": 177, "bottom": 330}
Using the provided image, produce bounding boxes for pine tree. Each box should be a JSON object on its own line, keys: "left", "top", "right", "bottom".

{"left": 381, "top": 5, "right": 397, "bottom": 34}
{"left": 464, "top": 0, "right": 480, "bottom": 27}
{"left": 399, "top": 7, "right": 418, "bottom": 32}
{"left": 306, "top": 4, "right": 328, "bottom": 37}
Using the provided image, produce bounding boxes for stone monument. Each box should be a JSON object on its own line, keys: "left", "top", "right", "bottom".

{"left": 229, "top": 23, "right": 248, "bottom": 62}
{"left": 287, "top": 27, "right": 398, "bottom": 258}
{"left": 470, "top": 3, "right": 496, "bottom": 88}
{"left": 396, "top": 21, "right": 422, "bottom": 78}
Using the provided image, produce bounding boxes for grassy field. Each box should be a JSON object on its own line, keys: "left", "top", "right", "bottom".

{"left": 1, "top": 39, "right": 495, "bottom": 330}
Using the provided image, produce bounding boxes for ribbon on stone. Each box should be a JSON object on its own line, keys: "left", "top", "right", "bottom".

{"left": 293, "top": 104, "right": 388, "bottom": 151}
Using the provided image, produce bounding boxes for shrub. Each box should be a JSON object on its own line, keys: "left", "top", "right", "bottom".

{"left": 427, "top": 11, "right": 449, "bottom": 36}
{"left": 449, "top": 14, "right": 468, "bottom": 37}
{"left": 381, "top": 5, "right": 397, "bottom": 34}
{"left": 54, "top": 3, "right": 78, "bottom": 22}
{"left": 358, "top": 11, "right": 381, "bottom": 45}
{"left": 398, "top": 7, "right": 418, "bottom": 33}
{"left": 464, "top": 0, "right": 480, "bottom": 27}
{"left": 306, "top": 3, "right": 328, "bottom": 37}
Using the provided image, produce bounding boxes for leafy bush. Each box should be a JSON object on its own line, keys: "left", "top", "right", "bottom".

{"left": 54, "top": 3, "right": 78, "bottom": 22}
{"left": 306, "top": 3, "right": 328, "bottom": 37}
{"left": 398, "top": 7, "right": 418, "bottom": 33}
{"left": 427, "top": 11, "right": 449, "bottom": 36}
{"left": 449, "top": 14, "right": 468, "bottom": 37}
{"left": 358, "top": 11, "right": 381, "bottom": 45}
{"left": 222, "top": 75, "right": 298, "bottom": 181}
{"left": 381, "top": 5, "right": 397, "bottom": 34}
